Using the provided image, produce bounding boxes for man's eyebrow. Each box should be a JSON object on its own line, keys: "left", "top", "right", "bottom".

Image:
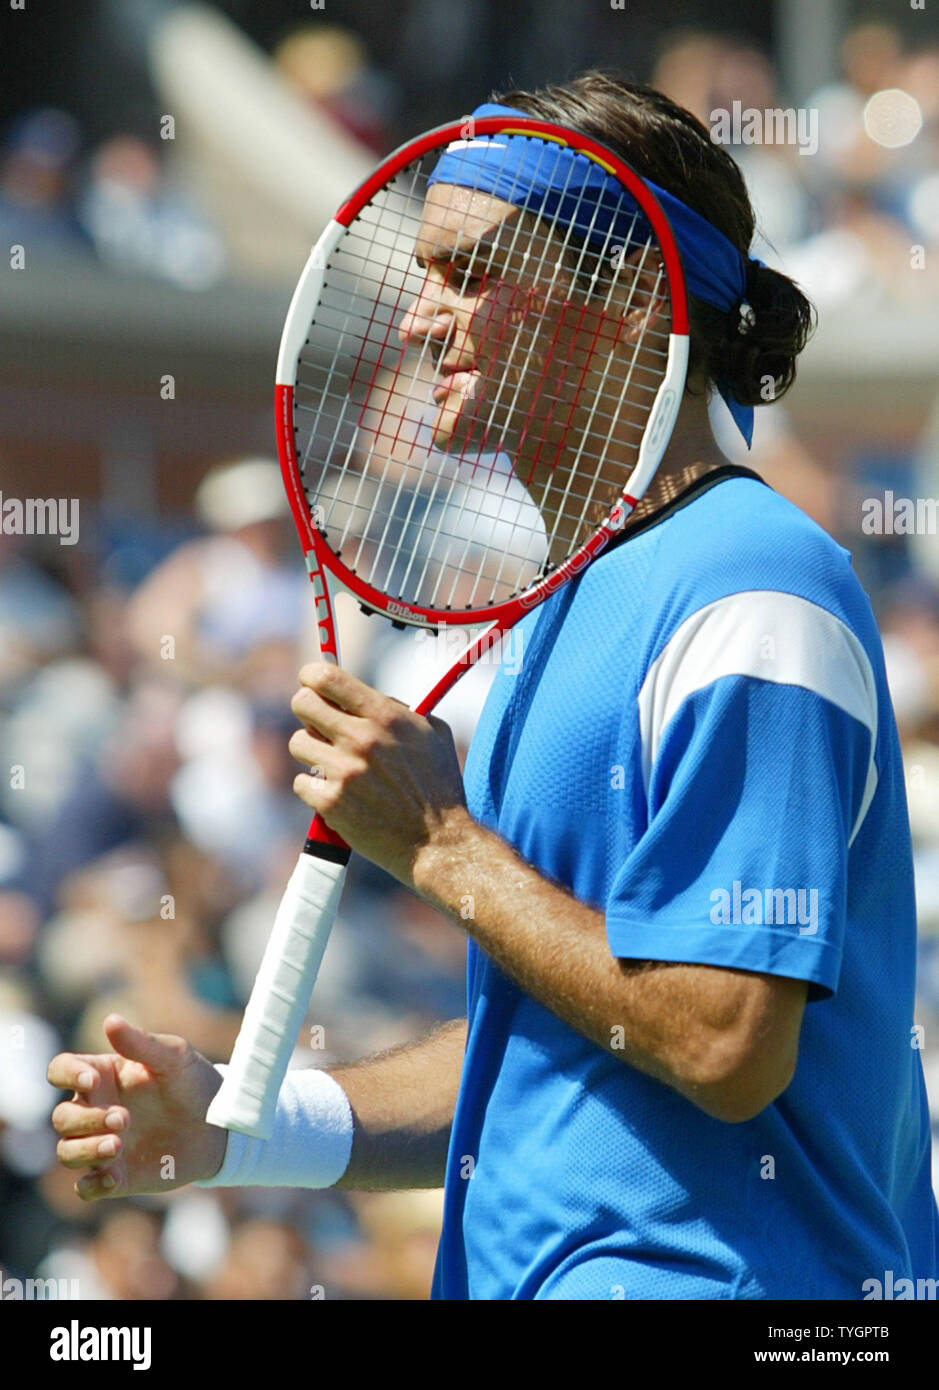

{"left": 414, "top": 238, "right": 501, "bottom": 269}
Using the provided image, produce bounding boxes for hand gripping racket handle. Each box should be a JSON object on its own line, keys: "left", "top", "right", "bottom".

{"left": 205, "top": 818, "right": 349, "bottom": 1138}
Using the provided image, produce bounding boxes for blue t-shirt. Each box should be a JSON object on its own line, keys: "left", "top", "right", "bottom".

{"left": 431, "top": 472, "right": 939, "bottom": 1300}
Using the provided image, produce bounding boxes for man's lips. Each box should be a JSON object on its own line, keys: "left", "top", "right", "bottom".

{"left": 432, "top": 368, "right": 480, "bottom": 403}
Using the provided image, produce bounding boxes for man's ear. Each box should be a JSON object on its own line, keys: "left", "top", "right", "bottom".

{"left": 607, "top": 245, "right": 672, "bottom": 341}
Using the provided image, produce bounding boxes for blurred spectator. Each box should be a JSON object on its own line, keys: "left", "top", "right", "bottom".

{"left": 0, "top": 439, "right": 466, "bottom": 1298}
{"left": 76, "top": 134, "right": 227, "bottom": 289}
{"left": 807, "top": 23, "right": 906, "bottom": 195}
{"left": 13, "top": 680, "right": 179, "bottom": 915}
{"left": 88, "top": 1209, "right": 181, "bottom": 1300}
{"left": 0, "top": 108, "right": 87, "bottom": 250}
{"left": 0, "top": 537, "right": 83, "bottom": 692}
{"left": 653, "top": 31, "right": 813, "bottom": 254}
{"left": 783, "top": 22, "right": 939, "bottom": 309}
{"left": 202, "top": 1217, "right": 316, "bottom": 1299}
{"left": 169, "top": 688, "right": 305, "bottom": 887}
{"left": 126, "top": 457, "right": 310, "bottom": 688}
{"left": 320, "top": 1190, "right": 445, "bottom": 1299}
{"left": 898, "top": 45, "right": 939, "bottom": 250}
{"left": 273, "top": 25, "right": 398, "bottom": 155}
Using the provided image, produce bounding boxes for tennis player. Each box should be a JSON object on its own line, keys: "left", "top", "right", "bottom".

{"left": 49, "top": 73, "right": 938, "bottom": 1300}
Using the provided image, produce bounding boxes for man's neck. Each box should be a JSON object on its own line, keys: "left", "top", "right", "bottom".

{"left": 621, "top": 395, "right": 730, "bottom": 533}
{"left": 524, "top": 392, "right": 731, "bottom": 561}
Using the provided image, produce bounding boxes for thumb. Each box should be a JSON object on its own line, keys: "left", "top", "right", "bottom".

{"left": 103, "top": 1014, "right": 189, "bottom": 1076}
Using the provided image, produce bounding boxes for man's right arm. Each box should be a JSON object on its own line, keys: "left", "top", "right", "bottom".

{"left": 49, "top": 1014, "right": 466, "bottom": 1201}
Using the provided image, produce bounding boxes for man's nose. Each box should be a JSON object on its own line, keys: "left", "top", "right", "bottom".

{"left": 398, "top": 280, "right": 453, "bottom": 347}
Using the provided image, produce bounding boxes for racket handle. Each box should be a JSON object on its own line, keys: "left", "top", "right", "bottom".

{"left": 206, "top": 828, "right": 349, "bottom": 1139}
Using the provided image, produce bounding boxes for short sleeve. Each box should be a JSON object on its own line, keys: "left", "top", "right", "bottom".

{"left": 605, "top": 591, "right": 879, "bottom": 998}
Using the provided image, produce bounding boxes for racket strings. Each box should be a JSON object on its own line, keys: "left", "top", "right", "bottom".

{"left": 361, "top": 134, "right": 560, "bottom": 599}
{"left": 292, "top": 134, "right": 672, "bottom": 611}
{"left": 445, "top": 164, "right": 644, "bottom": 606}
{"left": 401, "top": 142, "right": 584, "bottom": 607}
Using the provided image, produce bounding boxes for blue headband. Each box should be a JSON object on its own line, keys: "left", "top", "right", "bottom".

{"left": 427, "top": 103, "right": 762, "bottom": 446}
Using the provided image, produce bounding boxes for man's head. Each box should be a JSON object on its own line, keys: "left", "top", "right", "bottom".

{"left": 484, "top": 72, "right": 814, "bottom": 427}
{"left": 398, "top": 128, "right": 672, "bottom": 535}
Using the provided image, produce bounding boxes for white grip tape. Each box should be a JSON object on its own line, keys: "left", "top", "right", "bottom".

{"left": 206, "top": 851, "right": 347, "bottom": 1139}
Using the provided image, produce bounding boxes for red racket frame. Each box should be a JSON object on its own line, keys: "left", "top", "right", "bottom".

{"left": 276, "top": 116, "right": 689, "bottom": 853}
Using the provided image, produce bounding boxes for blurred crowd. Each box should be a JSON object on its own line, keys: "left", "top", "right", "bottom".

{"left": 0, "top": 454, "right": 475, "bottom": 1300}
{"left": 2, "top": 13, "right": 939, "bottom": 1301}
{"left": 653, "top": 23, "right": 939, "bottom": 307}
{"left": 1, "top": 19, "right": 937, "bottom": 299}
{"left": 0, "top": 23, "right": 396, "bottom": 289}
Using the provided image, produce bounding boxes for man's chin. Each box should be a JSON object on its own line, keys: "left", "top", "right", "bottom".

{"left": 427, "top": 374, "right": 488, "bottom": 454}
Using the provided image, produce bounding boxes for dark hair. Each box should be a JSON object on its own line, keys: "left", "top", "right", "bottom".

{"left": 494, "top": 71, "right": 815, "bottom": 408}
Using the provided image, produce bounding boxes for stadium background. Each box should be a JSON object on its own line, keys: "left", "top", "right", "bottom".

{"left": 1, "top": 0, "right": 938, "bottom": 1300}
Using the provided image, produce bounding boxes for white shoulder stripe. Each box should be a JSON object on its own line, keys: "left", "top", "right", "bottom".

{"left": 637, "top": 591, "right": 879, "bottom": 846}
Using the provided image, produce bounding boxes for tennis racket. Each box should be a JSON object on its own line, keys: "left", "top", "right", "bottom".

{"left": 206, "top": 114, "right": 689, "bottom": 1138}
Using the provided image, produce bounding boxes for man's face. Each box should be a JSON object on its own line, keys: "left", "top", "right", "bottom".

{"left": 397, "top": 180, "right": 669, "bottom": 543}
{"left": 399, "top": 182, "right": 579, "bottom": 457}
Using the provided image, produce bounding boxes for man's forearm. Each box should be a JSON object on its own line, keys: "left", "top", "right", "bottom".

{"left": 331, "top": 1017, "right": 466, "bottom": 1190}
{"left": 410, "top": 810, "right": 803, "bottom": 1120}
{"left": 411, "top": 812, "right": 689, "bottom": 1085}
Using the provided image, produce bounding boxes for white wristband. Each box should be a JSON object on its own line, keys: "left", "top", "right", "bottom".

{"left": 195, "top": 1065, "right": 354, "bottom": 1190}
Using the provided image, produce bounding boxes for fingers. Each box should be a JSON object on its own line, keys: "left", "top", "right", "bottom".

{"left": 290, "top": 689, "right": 389, "bottom": 769}
{"left": 49, "top": 1020, "right": 187, "bottom": 1092}
{"left": 56, "top": 1132, "right": 125, "bottom": 1169}
{"left": 48, "top": 1053, "right": 122, "bottom": 1199}
{"left": 297, "top": 661, "right": 386, "bottom": 719}
{"left": 52, "top": 1100, "right": 129, "bottom": 1139}
{"left": 293, "top": 768, "right": 342, "bottom": 819}
{"left": 102, "top": 1014, "right": 188, "bottom": 1075}
{"left": 288, "top": 723, "right": 333, "bottom": 774}
{"left": 291, "top": 684, "right": 348, "bottom": 744}
{"left": 47, "top": 1055, "right": 101, "bottom": 1093}
{"left": 75, "top": 1159, "right": 127, "bottom": 1203}
{"left": 53, "top": 1094, "right": 130, "bottom": 1178}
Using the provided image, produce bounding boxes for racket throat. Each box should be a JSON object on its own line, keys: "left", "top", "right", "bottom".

{"left": 413, "top": 619, "right": 503, "bottom": 714}
{"left": 304, "top": 551, "right": 341, "bottom": 664}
